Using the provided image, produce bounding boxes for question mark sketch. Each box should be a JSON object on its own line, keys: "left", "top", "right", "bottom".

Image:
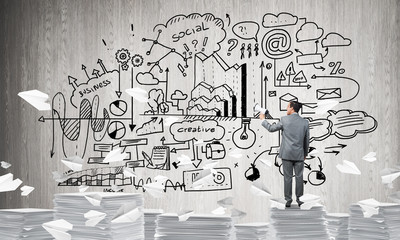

{"left": 233, "top": 21, "right": 260, "bottom": 42}
{"left": 192, "top": 40, "right": 198, "bottom": 51}
{"left": 227, "top": 39, "right": 239, "bottom": 56}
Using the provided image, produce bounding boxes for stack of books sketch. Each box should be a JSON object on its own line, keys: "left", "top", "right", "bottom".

{"left": 0, "top": 208, "right": 54, "bottom": 239}
{"left": 144, "top": 209, "right": 164, "bottom": 240}
{"left": 325, "top": 213, "right": 349, "bottom": 239}
{"left": 269, "top": 205, "right": 329, "bottom": 239}
{"left": 348, "top": 200, "right": 400, "bottom": 239}
{"left": 154, "top": 213, "right": 234, "bottom": 239}
{"left": 53, "top": 192, "right": 144, "bottom": 240}
{"left": 234, "top": 222, "right": 269, "bottom": 240}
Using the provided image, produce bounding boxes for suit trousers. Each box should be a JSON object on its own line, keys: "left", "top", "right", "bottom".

{"left": 282, "top": 159, "right": 304, "bottom": 202}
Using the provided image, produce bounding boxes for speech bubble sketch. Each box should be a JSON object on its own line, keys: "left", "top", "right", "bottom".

{"left": 262, "top": 12, "right": 298, "bottom": 28}
{"left": 232, "top": 21, "right": 260, "bottom": 41}
{"left": 152, "top": 13, "right": 226, "bottom": 57}
{"left": 169, "top": 119, "right": 225, "bottom": 142}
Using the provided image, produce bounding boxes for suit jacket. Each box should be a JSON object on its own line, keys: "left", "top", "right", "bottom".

{"left": 262, "top": 112, "right": 310, "bottom": 161}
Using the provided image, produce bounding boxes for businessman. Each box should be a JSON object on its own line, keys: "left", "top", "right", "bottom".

{"left": 259, "top": 101, "right": 310, "bottom": 208}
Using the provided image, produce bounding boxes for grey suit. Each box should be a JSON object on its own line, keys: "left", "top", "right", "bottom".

{"left": 261, "top": 112, "right": 310, "bottom": 202}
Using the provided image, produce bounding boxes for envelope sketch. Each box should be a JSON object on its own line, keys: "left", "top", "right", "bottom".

{"left": 316, "top": 88, "right": 342, "bottom": 100}
{"left": 279, "top": 93, "right": 298, "bottom": 111}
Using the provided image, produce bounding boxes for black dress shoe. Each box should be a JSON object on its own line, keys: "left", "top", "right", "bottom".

{"left": 285, "top": 201, "right": 292, "bottom": 208}
{"left": 297, "top": 200, "right": 304, "bottom": 207}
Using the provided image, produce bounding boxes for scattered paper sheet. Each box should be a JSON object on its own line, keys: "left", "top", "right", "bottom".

{"left": 84, "top": 210, "right": 106, "bottom": 227}
{"left": 229, "top": 148, "right": 243, "bottom": 159}
{"left": 202, "top": 160, "right": 218, "bottom": 174}
{"left": 177, "top": 209, "right": 195, "bottom": 221}
{"left": 78, "top": 185, "right": 89, "bottom": 193}
{"left": 217, "top": 197, "right": 234, "bottom": 207}
{"left": 357, "top": 198, "right": 380, "bottom": 218}
{"left": 42, "top": 219, "right": 73, "bottom": 240}
{"left": 1, "top": 161, "right": 11, "bottom": 169}
{"left": 125, "top": 88, "right": 148, "bottom": 102}
{"left": 269, "top": 198, "right": 286, "bottom": 210}
{"left": 362, "top": 152, "right": 377, "bottom": 162}
{"left": 112, "top": 202, "right": 141, "bottom": 223}
{"left": 336, "top": 160, "right": 361, "bottom": 175}
{"left": 192, "top": 169, "right": 214, "bottom": 188}
{"left": 103, "top": 148, "right": 128, "bottom": 163}
{"left": 177, "top": 154, "right": 192, "bottom": 166}
{"left": 52, "top": 171, "right": 69, "bottom": 183}
{"left": 164, "top": 116, "right": 179, "bottom": 126}
{"left": 84, "top": 194, "right": 102, "bottom": 206}
{"left": 299, "top": 194, "right": 321, "bottom": 210}
{"left": 0, "top": 173, "right": 23, "bottom": 192}
{"left": 123, "top": 167, "right": 137, "bottom": 178}
{"left": 259, "top": 159, "right": 272, "bottom": 168}
{"left": 315, "top": 99, "right": 339, "bottom": 115}
{"left": 61, "top": 156, "right": 83, "bottom": 172}
{"left": 211, "top": 206, "right": 227, "bottom": 215}
{"left": 18, "top": 90, "right": 51, "bottom": 111}
{"left": 111, "top": 185, "right": 123, "bottom": 192}
{"left": 231, "top": 208, "right": 246, "bottom": 219}
{"left": 21, "top": 185, "right": 34, "bottom": 196}
{"left": 309, "top": 149, "right": 319, "bottom": 156}
{"left": 388, "top": 191, "right": 400, "bottom": 203}
{"left": 250, "top": 181, "right": 271, "bottom": 197}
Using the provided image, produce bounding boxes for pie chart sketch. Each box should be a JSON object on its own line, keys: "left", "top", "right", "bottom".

{"left": 107, "top": 121, "right": 126, "bottom": 139}
{"left": 109, "top": 100, "right": 128, "bottom": 116}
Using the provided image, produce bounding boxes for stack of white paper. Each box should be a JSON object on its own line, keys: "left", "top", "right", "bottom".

{"left": 144, "top": 209, "right": 164, "bottom": 240}
{"left": 234, "top": 222, "right": 269, "bottom": 240}
{"left": 53, "top": 192, "right": 144, "bottom": 240}
{"left": 154, "top": 213, "right": 233, "bottom": 239}
{"left": 325, "top": 213, "right": 349, "bottom": 240}
{"left": 0, "top": 208, "right": 54, "bottom": 239}
{"left": 348, "top": 199, "right": 400, "bottom": 239}
{"left": 269, "top": 204, "right": 329, "bottom": 239}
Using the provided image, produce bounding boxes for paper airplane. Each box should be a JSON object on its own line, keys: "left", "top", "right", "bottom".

{"left": 18, "top": 90, "right": 51, "bottom": 111}
{"left": 143, "top": 182, "right": 165, "bottom": 198}
{"left": 250, "top": 181, "right": 271, "bottom": 197}
{"left": 84, "top": 210, "right": 106, "bottom": 227}
{"left": 154, "top": 175, "right": 169, "bottom": 183}
{"left": 84, "top": 194, "right": 102, "bottom": 206}
{"left": 211, "top": 206, "right": 227, "bottom": 215}
{"left": 309, "top": 149, "right": 319, "bottom": 156}
{"left": 229, "top": 148, "right": 242, "bottom": 159}
{"left": 1, "top": 161, "right": 11, "bottom": 169}
{"left": 21, "top": 185, "right": 34, "bottom": 196}
{"left": 78, "top": 185, "right": 89, "bottom": 193}
{"left": 259, "top": 159, "right": 272, "bottom": 168}
{"left": 125, "top": 88, "right": 148, "bottom": 102}
{"left": 0, "top": 173, "right": 22, "bottom": 192}
{"left": 103, "top": 148, "right": 128, "bottom": 163}
{"left": 217, "top": 197, "right": 234, "bottom": 208}
{"left": 177, "top": 154, "right": 192, "bottom": 166}
{"left": 123, "top": 167, "right": 137, "bottom": 178}
{"left": 112, "top": 203, "right": 142, "bottom": 223}
{"left": 315, "top": 99, "right": 339, "bottom": 115}
{"left": 381, "top": 167, "right": 400, "bottom": 186}
{"left": 269, "top": 198, "right": 286, "bottom": 210}
{"left": 357, "top": 198, "right": 380, "bottom": 218}
{"left": 192, "top": 169, "right": 214, "bottom": 188}
{"left": 42, "top": 219, "right": 73, "bottom": 240}
{"left": 362, "top": 152, "right": 377, "bottom": 162}
{"left": 52, "top": 171, "right": 69, "bottom": 183}
{"left": 231, "top": 208, "right": 246, "bottom": 219}
{"left": 336, "top": 160, "right": 361, "bottom": 175}
{"left": 61, "top": 156, "right": 83, "bottom": 172}
{"left": 177, "top": 209, "right": 195, "bottom": 222}
{"left": 164, "top": 116, "right": 179, "bottom": 126}
{"left": 111, "top": 185, "right": 123, "bottom": 192}
{"left": 202, "top": 160, "right": 219, "bottom": 174}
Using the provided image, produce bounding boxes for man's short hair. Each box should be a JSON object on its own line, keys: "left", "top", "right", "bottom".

{"left": 289, "top": 101, "right": 302, "bottom": 113}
